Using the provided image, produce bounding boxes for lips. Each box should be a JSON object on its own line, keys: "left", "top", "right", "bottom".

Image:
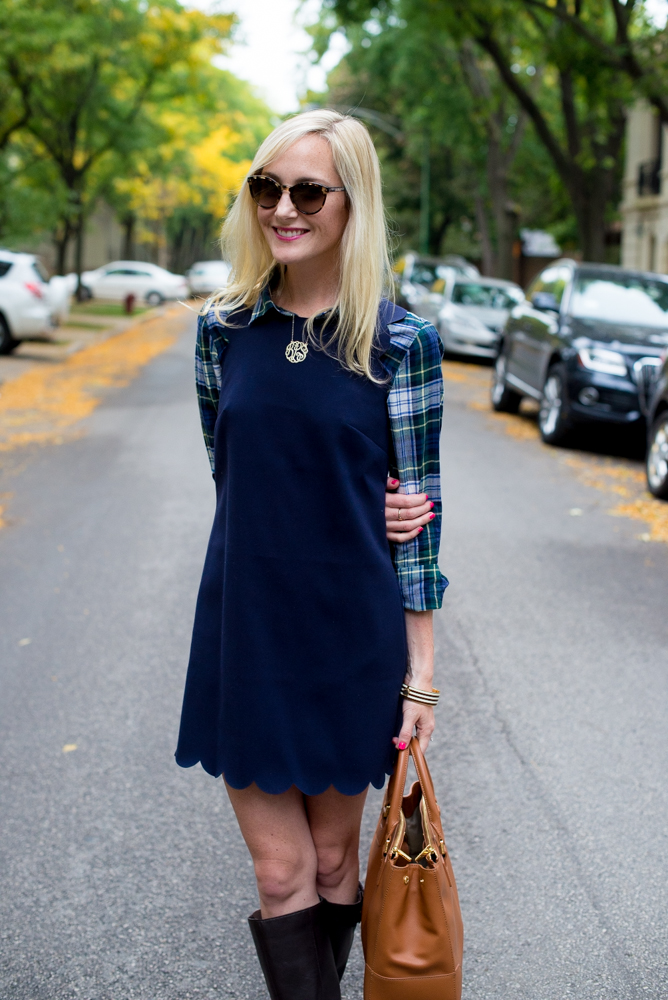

{"left": 273, "top": 227, "right": 309, "bottom": 242}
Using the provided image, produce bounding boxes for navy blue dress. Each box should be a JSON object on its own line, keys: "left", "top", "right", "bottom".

{"left": 175, "top": 306, "right": 407, "bottom": 795}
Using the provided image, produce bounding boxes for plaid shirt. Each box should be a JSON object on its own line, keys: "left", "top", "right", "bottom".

{"left": 195, "top": 289, "right": 448, "bottom": 611}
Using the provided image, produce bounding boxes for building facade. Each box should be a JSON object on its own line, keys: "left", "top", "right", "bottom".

{"left": 621, "top": 102, "right": 668, "bottom": 275}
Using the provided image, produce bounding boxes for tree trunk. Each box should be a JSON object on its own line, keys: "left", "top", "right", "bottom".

{"left": 474, "top": 195, "right": 495, "bottom": 275}
{"left": 566, "top": 165, "right": 613, "bottom": 263}
{"left": 122, "top": 212, "right": 135, "bottom": 259}
{"left": 73, "top": 194, "right": 86, "bottom": 300}
{"left": 54, "top": 220, "right": 72, "bottom": 275}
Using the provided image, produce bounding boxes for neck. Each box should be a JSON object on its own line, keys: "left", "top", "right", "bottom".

{"left": 274, "top": 251, "right": 340, "bottom": 317}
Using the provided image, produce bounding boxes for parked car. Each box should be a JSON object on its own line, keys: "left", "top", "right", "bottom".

{"left": 186, "top": 260, "right": 231, "bottom": 297}
{"left": 393, "top": 252, "right": 479, "bottom": 312}
{"left": 0, "top": 249, "right": 52, "bottom": 353}
{"left": 491, "top": 260, "right": 668, "bottom": 444}
{"left": 644, "top": 355, "right": 668, "bottom": 498}
{"left": 433, "top": 275, "right": 525, "bottom": 359}
{"left": 80, "top": 261, "right": 188, "bottom": 304}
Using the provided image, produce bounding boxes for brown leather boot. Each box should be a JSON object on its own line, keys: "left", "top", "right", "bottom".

{"left": 319, "top": 884, "right": 363, "bottom": 982}
{"left": 248, "top": 901, "right": 341, "bottom": 1000}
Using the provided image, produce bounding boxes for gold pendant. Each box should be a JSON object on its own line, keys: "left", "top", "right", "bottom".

{"left": 285, "top": 340, "right": 308, "bottom": 363}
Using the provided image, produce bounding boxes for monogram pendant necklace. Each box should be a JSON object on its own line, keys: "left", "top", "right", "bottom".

{"left": 285, "top": 312, "right": 308, "bottom": 363}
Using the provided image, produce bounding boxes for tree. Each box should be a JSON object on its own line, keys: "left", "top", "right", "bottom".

{"left": 0, "top": 0, "right": 237, "bottom": 285}
{"left": 318, "top": 0, "right": 656, "bottom": 261}
{"left": 310, "top": 5, "right": 564, "bottom": 271}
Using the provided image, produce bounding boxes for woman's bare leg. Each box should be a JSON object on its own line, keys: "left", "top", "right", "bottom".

{"left": 225, "top": 782, "right": 368, "bottom": 915}
{"left": 305, "top": 786, "right": 368, "bottom": 905}
{"left": 225, "top": 782, "right": 319, "bottom": 918}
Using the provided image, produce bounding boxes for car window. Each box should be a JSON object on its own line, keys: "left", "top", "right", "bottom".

{"left": 104, "top": 268, "right": 152, "bottom": 277}
{"left": 527, "top": 265, "right": 571, "bottom": 304}
{"left": 411, "top": 263, "right": 439, "bottom": 287}
{"left": 570, "top": 273, "right": 668, "bottom": 327}
{"left": 452, "top": 283, "right": 522, "bottom": 310}
{"left": 0, "top": 261, "right": 12, "bottom": 278}
{"left": 32, "top": 260, "right": 49, "bottom": 282}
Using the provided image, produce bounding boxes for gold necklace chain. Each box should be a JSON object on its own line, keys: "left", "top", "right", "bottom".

{"left": 285, "top": 312, "right": 308, "bottom": 364}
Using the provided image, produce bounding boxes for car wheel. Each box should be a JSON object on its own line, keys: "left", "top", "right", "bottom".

{"left": 538, "top": 364, "right": 571, "bottom": 444}
{"left": 491, "top": 353, "right": 521, "bottom": 413}
{"left": 646, "top": 413, "right": 668, "bottom": 500}
{"left": 78, "top": 284, "right": 92, "bottom": 301}
{"left": 146, "top": 291, "right": 164, "bottom": 306}
{"left": 0, "top": 314, "right": 18, "bottom": 355}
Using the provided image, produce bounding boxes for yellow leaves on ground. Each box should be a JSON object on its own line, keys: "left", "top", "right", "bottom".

{"left": 0, "top": 307, "right": 184, "bottom": 458}
{"left": 563, "top": 456, "right": 668, "bottom": 542}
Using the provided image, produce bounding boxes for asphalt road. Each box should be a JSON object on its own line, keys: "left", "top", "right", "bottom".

{"left": 1, "top": 315, "right": 667, "bottom": 999}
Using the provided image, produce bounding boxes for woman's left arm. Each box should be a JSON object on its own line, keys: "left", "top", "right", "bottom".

{"left": 392, "top": 610, "right": 435, "bottom": 754}
{"left": 386, "top": 319, "right": 447, "bottom": 751}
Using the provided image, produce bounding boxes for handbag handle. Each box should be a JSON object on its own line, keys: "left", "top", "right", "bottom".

{"left": 385, "top": 738, "right": 446, "bottom": 843}
{"left": 384, "top": 741, "right": 411, "bottom": 834}
{"left": 409, "top": 737, "right": 445, "bottom": 845}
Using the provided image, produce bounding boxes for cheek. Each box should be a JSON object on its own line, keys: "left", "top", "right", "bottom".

{"left": 321, "top": 204, "right": 349, "bottom": 245}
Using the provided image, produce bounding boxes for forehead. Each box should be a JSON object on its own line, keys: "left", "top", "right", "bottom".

{"left": 263, "top": 134, "right": 339, "bottom": 184}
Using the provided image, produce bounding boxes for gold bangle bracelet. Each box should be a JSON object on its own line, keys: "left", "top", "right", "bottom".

{"left": 400, "top": 683, "right": 440, "bottom": 706}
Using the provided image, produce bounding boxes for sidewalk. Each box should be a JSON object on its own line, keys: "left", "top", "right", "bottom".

{"left": 0, "top": 302, "right": 167, "bottom": 387}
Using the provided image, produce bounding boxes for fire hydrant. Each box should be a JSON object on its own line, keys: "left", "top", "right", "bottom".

{"left": 124, "top": 293, "right": 135, "bottom": 315}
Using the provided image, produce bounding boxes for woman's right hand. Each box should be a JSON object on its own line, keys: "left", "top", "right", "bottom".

{"left": 385, "top": 477, "right": 434, "bottom": 543}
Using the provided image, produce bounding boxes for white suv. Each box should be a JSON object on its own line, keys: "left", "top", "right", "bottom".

{"left": 0, "top": 250, "right": 52, "bottom": 353}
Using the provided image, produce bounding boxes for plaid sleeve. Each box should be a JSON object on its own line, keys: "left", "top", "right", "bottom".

{"left": 387, "top": 317, "right": 448, "bottom": 611}
{"left": 195, "top": 311, "right": 224, "bottom": 476}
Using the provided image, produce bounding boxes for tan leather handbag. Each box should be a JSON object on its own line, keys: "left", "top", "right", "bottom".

{"left": 361, "top": 737, "right": 463, "bottom": 1000}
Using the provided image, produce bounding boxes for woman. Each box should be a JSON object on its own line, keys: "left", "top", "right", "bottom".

{"left": 175, "top": 109, "right": 447, "bottom": 1000}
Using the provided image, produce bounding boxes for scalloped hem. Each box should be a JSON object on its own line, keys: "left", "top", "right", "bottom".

{"left": 175, "top": 753, "right": 390, "bottom": 797}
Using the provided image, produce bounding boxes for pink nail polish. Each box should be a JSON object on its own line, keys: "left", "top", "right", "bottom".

{"left": 424, "top": 495, "right": 429, "bottom": 499}
{"left": 429, "top": 513, "right": 435, "bottom": 520}
{"left": 391, "top": 479, "right": 399, "bottom": 485}
{"left": 397, "top": 742, "right": 407, "bottom": 750}
{"left": 418, "top": 527, "right": 423, "bottom": 532}
{"left": 430, "top": 502, "right": 434, "bottom": 509}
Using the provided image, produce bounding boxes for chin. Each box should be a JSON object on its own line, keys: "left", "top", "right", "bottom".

{"left": 271, "top": 243, "right": 315, "bottom": 265}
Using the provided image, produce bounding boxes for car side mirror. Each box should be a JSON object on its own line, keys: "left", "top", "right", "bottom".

{"left": 532, "top": 291, "right": 559, "bottom": 312}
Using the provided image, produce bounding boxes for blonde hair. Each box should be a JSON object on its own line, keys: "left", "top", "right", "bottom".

{"left": 210, "top": 109, "right": 393, "bottom": 379}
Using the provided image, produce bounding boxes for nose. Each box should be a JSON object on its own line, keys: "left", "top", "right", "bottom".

{"left": 274, "top": 188, "right": 299, "bottom": 220}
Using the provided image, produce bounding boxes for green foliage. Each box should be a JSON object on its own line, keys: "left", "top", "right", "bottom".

{"left": 0, "top": 0, "right": 272, "bottom": 272}
{"left": 313, "top": 3, "right": 568, "bottom": 271}
{"left": 315, "top": 0, "right": 666, "bottom": 263}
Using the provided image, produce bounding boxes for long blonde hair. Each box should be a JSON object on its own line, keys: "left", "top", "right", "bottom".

{"left": 210, "top": 109, "right": 393, "bottom": 379}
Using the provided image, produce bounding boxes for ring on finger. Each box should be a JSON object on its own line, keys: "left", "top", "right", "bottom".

{"left": 397, "top": 509, "right": 403, "bottom": 521}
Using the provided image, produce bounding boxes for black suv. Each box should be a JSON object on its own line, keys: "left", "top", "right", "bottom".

{"left": 491, "top": 260, "right": 668, "bottom": 443}
{"left": 645, "top": 358, "right": 668, "bottom": 498}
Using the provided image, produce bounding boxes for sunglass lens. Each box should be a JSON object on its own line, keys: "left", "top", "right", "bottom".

{"left": 292, "top": 183, "right": 326, "bottom": 215}
{"left": 248, "top": 176, "right": 280, "bottom": 208}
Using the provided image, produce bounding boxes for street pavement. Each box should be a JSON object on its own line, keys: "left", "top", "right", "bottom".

{"left": 1, "top": 314, "right": 667, "bottom": 999}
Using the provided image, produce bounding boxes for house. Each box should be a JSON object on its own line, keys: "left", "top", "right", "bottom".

{"left": 621, "top": 102, "right": 668, "bottom": 274}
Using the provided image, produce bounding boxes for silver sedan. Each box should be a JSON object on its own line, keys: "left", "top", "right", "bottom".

{"left": 436, "top": 276, "right": 525, "bottom": 359}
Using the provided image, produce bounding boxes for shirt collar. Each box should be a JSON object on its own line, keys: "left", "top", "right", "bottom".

{"left": 248, "top": 286, "right": 407, "bottom": 355}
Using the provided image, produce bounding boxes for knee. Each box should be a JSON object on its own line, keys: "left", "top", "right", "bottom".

{"left": 315, "top": 841, "right": 357, "bottom": 891}
{"left": 253, "top": 856, "right": 313, "bottom": 908}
